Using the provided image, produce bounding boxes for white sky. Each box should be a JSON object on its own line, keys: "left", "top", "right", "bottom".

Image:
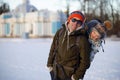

{"left": 3, "top": 0, "right": 118, "bottom": 14}
{"left": 3, "top": 0, "right": 80, "bottom": 12}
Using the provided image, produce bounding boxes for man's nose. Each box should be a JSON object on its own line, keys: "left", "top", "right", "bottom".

{"left": 74, "top": 21, "right": 78, "bottom": 24}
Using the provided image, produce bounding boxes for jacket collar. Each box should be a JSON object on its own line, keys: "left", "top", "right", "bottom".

{"left": 63, "top": 22, "right": 86, "bottom": 36}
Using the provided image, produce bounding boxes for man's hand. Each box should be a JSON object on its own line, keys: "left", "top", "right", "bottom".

{"left": 71, "top": 75, "right": 83, "bottom": 80}
{"left": 47, "top": 66, "right": 53, "bottom": 72}
{"left": 71, "top": 75, "right": 75, "bottom": 80}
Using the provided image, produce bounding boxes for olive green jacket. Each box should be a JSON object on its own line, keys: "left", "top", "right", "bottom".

{"left": 47, "top": 24, "right": 91, "bottom": 80}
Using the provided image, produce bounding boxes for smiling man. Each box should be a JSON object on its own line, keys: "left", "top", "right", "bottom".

{"left": 47, "top": 11, "right": 91, "bottom": 80}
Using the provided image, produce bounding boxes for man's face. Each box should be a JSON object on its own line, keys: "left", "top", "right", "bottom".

{"left": 68, "top": 17, "right": 82, "bottom": 32}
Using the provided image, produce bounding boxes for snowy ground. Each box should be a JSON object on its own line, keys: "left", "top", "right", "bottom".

{"left": 0, "top": 38, "right": 120, "bottom": 80}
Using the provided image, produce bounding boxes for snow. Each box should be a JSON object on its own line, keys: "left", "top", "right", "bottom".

{"left": 0, "top": 38, "right": 120, "bottom": 80}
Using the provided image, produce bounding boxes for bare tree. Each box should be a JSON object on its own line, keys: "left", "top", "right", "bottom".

{"left": 66, "top": 0, "right": 70, "bottom": 17}
{"left": 0, "top": 2, "right": 10, "bottom": 15}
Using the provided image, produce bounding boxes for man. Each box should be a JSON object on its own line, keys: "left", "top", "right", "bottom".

{"left": 87, "top": 19, "right": 112, "bottom": 61}
{"left": 47, "top": 11, "right": 91, "bottom": 80}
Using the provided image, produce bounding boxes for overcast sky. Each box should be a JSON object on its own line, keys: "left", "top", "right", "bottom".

{"left": 3, "top": 0, "right": 80, "bottom": 12}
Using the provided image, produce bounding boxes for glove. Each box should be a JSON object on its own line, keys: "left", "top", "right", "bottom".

{"left": 71, "top": 75, "right": 83, "bottom": 80}
{"left": 47, "top": 66, "right": 53, "bottom": 72}
{"left": 71, "top": 75, "right": 75, "bottom": 80}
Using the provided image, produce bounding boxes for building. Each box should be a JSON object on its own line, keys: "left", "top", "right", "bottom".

{"left": 0, "top": 0, "right": 67, "bottom": 38}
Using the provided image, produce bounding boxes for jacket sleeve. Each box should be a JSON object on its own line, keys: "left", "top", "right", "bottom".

{"left": 47, "top": 29, "right": 61, "bottom": 67}
{"left": 73, "top": 36, "right": 91, "bottom": 80}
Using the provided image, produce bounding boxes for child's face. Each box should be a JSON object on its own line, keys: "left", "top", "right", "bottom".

{"left": 90, "top": 24, "right": 106, "bottom": 42}
{"left": 90, "top": 28, "right": 101, "bottom": 42}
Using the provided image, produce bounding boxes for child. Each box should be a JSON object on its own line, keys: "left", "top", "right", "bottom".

{"left": 87, "top": 19, "right": 112, "bottom": 61}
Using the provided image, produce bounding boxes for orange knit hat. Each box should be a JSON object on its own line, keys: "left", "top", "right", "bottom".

{"left": 67, "top": 11, "right": 86, "bottom": 24}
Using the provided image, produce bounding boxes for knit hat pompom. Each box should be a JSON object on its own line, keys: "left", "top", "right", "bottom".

{"left": 104, "top": 20, "right": 113, "bottom": 31}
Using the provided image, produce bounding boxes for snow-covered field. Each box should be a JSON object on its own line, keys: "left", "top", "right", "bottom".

{"left": 0, "top": 38, "right": 120, "bottom": 80}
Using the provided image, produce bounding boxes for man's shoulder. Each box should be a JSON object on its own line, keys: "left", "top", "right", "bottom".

{"left": 57, "top": 24, "right": 66, "bottom": 34}
{"left": 78, "top": 29, "right": 89, "bottom": 39}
